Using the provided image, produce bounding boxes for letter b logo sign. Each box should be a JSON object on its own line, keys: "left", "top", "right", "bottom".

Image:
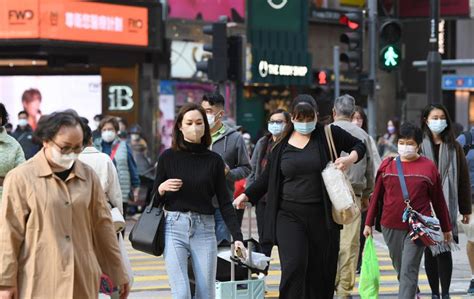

{"left": 108, "top": 85, "right": 134, "bottom": 111}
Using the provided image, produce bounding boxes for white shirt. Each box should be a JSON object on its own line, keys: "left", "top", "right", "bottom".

{"left": 78, "top": 146, "right": 123, "bottom": 214}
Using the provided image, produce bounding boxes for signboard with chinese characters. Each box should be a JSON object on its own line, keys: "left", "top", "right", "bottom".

{"left": 0, "top": 0, "right": 148, "bottom": 47}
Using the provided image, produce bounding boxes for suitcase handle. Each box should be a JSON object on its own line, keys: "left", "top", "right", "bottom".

{"left": 230, "top": 203, "right": 254, "bottom": 281}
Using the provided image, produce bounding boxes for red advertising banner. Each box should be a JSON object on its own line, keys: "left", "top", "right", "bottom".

{"left": 399, "top": 0, "right": 470, "bottom": 18}
{"left": 0, "top": 0, "right": 148, "bottom": 46}
{"left": 167, "top": 0, "right": 245, "bottom": 22}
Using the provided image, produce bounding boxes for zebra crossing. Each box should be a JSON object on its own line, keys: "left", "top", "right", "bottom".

{"left": 124, "top": 216, "right": 471, "bottom": 298}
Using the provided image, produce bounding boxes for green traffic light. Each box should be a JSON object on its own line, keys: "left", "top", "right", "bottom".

{"left": 384, "top": 46, "right": 399, "bottom": 67}
{"left": 380, "top": 45, "right": 401, "bottom": 70}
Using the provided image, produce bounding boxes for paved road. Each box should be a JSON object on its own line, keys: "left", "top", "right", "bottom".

{"left": 118, "top": 209, "right": 474, "bottom": 299}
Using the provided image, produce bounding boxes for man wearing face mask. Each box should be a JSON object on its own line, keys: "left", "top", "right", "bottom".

{"left": 12, "top": 111, "right": 40, "bottom": 160}
{"left": 201, "top": 93, "right": 251, "bottom": 245}
{"left": 332, "top": 95, "right": 374, "bottom": 299}
{"left": 0, "top": 110, "right": 130, "bottom": 299}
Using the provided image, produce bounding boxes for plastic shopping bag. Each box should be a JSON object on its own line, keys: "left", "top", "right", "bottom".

{"left": 359, "top": 236, "right": 380, "bottom": 299}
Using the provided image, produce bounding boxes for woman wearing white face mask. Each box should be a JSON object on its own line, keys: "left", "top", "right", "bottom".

{"left": 234, "top": 95, "right": 366, "bottom": 299}
{"left": 0, "top": 110, "right": 130, "bottom": 299}
{"left": 152, "top": 103, "right": 246, "bottom": 299}
{"left": 364, "top": 122, "right": 453, "bottom": 299}
{"left": 420, "top": 104, "right": 472, "bottom": 299}
{"left": 247, "top": 109, "right": 290, "bottom": 258}
{"left": 94, "top": 116, "right": 140, "bottom": 217}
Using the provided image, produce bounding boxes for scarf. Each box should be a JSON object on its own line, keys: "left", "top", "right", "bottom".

{"left": 421, "top": 136, "right": 459, "bottom": 241}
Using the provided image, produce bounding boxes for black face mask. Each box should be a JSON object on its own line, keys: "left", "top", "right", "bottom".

{"left": 118, "top": 131, "right": 128, "bottom": 139}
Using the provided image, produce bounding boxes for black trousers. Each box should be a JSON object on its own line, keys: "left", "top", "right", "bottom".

{"left": 276, "top": 201, "right": 340, "bottom": 299}
{"left": 256, "top": 200, "right": 273, "bottom": 257}
{"left": 424, "top": 249, "right": 453, "bottom": 296}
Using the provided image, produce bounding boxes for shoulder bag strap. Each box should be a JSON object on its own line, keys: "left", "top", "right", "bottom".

{"left": 16, "top": 132, "right": 28, "bottom": 143}
{"left": 324, "top": 125, "right": 338, "bottom": 162}
{"left": 395, "top": 156, "right": 410, "bottom": 204}
{"left": 110, "top": 143, "right": 121, "bottom": 161}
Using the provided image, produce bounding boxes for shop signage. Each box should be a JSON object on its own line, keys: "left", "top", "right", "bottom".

{"left": 108, "top": 85, "right": 135, "bottom": 111}
{"left": 251, "top": 49, "right": 312, "bottom": 85}
{"left": 258, "top": 60, "right": 308, "bottom": 78}
{"left": 442, "top": 75, "right": 474, "bottom": 90}
{"left": 0, "top": 0, "right": 148, "bottom": 46}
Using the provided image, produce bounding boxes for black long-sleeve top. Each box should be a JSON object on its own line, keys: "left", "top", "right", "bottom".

{"left": 153, "top": 141, "right": 243, "bottom": 242}
{"left": 245, "top": 124, "right": 366, "bottom": 245}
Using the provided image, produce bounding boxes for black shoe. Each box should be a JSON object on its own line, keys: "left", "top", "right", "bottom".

{"left": 468, "top": 279, "right": 474, "bottom": 294}
{"left": 431, "top": 295, "right": 439, "bottom": 299}
{"left": 441, "top": 295, "right": 450, "bottom": 299}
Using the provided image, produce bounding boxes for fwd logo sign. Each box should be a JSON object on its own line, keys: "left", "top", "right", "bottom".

{"left": 8, "top": 10, "right": 35, "bottom": 24}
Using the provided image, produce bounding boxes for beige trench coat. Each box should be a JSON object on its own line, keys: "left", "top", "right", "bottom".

{"left": 0, "top": 150, "right": 128, "bottom": 298}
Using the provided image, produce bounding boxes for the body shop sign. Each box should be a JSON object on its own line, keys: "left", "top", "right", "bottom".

{"left": 248, "top": 0, "right": 311, "bottom": 85}
{"left": 258, "top": 60, "right": 308, "bottom": 78}
{"left": 0, "top": 0, "right": 148, "bottom": 46}
{"left": 251, "top": 49, "right": 312, "bottom": 85}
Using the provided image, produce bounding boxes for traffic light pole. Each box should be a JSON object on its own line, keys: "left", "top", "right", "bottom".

{"left": 367, "top": 0, "right": 377, "bottom": 137}
{"left": 426, "top": 0, "right": 442, "bottom": 104}
{"left": 334, "top": 46, "right": 340, "bottom": 99}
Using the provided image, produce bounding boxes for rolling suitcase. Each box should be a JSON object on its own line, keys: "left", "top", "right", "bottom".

{"left": 215, "top": 204, "right": 265, "bottom": 299}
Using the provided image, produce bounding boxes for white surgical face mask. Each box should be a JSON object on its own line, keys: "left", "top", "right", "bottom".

{"left": 18, "top": 119, "right": 28, "bottom": 127}
{"left": 206, "top": 114, "right": 216, "bottom": 129}
{"left": 427, "top": 119, "right": 447, "bottom": 134}
{"left": 101, "top": 130, "right": 116, "bottom": 143}
{"left": 398, "top": 144, "right": 418, "bottom": 159}
{"left": 50, "top": 146, "right": 78, "bottom": 170}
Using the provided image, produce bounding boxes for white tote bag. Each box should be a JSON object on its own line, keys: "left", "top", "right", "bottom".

{"left": 118, "top": 233, "right": 134, "bottom": 286}
{"left": 322, "top": 125, "right": 360, "bottom": 225}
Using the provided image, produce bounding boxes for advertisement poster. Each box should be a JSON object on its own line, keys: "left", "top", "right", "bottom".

{"left": 0, "top": 0, "right": 148, "bottom": 46}
{"left": 167, "top": 0, "right": 244, "bottom": 22}
{"left": 0, "top": 75, "right": 102, "bottom": 129}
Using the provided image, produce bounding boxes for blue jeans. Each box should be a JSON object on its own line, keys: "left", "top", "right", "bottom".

{"left": 214, "top": 208, "right": 231, "bottom": 244}
{"left": 164, "top": 211, "right": 217, "bottom": 299}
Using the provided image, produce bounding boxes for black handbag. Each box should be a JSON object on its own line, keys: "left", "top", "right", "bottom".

{"left": 129, "top": 193, "right": 165, "bottom": 256}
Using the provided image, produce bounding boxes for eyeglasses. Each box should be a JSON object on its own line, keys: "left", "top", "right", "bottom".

{"left": 51, "top": 139, "right": 84, "bottom": 154}
{"left": 268, "top": 120, "right": 286, "bottom": 125}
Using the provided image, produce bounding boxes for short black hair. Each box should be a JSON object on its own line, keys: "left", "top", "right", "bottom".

{"left": 34, "top": 110, "right": 86, "bottom": 142}
{"left": 202, "top": 93, "right": 225, "bottom": 108}
{"left": 290, "top": 94, "right": 318, "bottom": 113}
{"left": 0, "top": 103, "right": 8, "bottom": 126}
{"left": 94, "top": 114, "right": 104, "bottom": 121}
{"left": 80, "top": 117, "right": 92, "bottom": 146}
{"left": 399, "top": 122, "right": 423, "bottom": 145}
{"left": 18, "top": 110, "right": 28, "bottom": 117}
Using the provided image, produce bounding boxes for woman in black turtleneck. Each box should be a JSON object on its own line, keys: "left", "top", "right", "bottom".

{"left": 153, "top": 103, "right": 245, "bottom": 299}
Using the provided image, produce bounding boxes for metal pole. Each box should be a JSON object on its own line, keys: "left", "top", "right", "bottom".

{"left": 334, "top": 46, "right": 340, "bottom": 99}
{"left": 426, "top": 0, "right": 442, "bottom": 104}
{"left": 367, "top": 0, "right": 377, "bottom": 137}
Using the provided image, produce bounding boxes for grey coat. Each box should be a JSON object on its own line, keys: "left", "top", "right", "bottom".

{"left": 247, "top": 135, "right": 271, "bottom": 186}
{"left": 211, "top": 125, "right": 252, "bottom": 199}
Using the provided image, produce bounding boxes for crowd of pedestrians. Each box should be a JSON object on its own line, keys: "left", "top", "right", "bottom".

{"left": 2, "top": 90, "right": 474, "bottom": 299}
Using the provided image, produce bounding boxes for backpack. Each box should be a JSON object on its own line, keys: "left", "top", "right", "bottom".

{"left": 462, "top": 131, "right": 474, "bottom": 155}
